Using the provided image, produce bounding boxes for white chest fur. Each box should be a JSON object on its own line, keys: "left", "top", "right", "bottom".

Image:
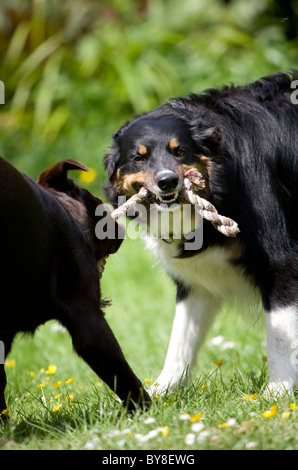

{"left": 146, "top": 237, "right": 261, "bottom": 309}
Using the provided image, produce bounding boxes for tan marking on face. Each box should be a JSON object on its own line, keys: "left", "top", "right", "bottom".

{"left": 138, "top": 144, "right": 147, "bottom": 156}
{"left": 169, "top": 138, "right": 179, "bottom": 150}
{"left": 122, "top": 171, "right": 147, "bottom": 195}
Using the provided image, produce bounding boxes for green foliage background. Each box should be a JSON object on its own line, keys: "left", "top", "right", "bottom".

{"left": 0, "top": 0, "right": 297, "bottom": 187}
{"left": 0, "top": 0, "right": 298, "bottom": 450}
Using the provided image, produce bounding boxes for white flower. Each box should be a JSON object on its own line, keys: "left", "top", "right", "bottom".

{"left": 209, "top": 335, "right": 224, "bottom": 346}
{"left": 191, "top": 422, "right": 205, "bottom": 433}
{"left": 135, "top": 429, "right": 160, "bottom": 443}
{"left": 135, "top": 433, "right": 147, "bottom": 443}
{"left": 221, "top": 341, "right": 236, "bottom": 350}
{"left": 197, "top": 430, "right": 211, "bottom": 441}
{"left": 226, "top": 418, "right": 237, "bottom": 426}
{"left": 179, "top": 413, "right": 191, "bottom": 420}
{"left": 104, "top": 429, "right": 121, "bottom": 438}
{"left": 121, "top": 428, "right": 132, "bottom": 435}
{"left": 246, "top": 441, "right": 258, "bottom": 449}
{"left": 143, "top": 417, "right": 156, "bottom": 424}
{"left": 84, "top": 440, "right": 97, "bottom": 449}
{"left": 146, "top": 429, "right": 160, "bottom": 439}
{"left": 185, "top": 433, "right": 196, "bottom": 445}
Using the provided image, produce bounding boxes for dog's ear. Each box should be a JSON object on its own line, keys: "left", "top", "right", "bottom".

{"left": 38, "top": 159, "right": 89, "bottom": 190}
{"left": 191, "top": 124, "right": 224, "bottom": 158}
{"left": 104, "top": 147, "right": 120, "bottom": 179}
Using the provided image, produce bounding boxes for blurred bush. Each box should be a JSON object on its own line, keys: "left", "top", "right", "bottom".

{"left": 0, "top": 0, "right": 297, "bottom": 191}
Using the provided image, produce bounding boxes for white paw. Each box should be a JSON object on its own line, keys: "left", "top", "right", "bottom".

{"left": 148, "top": 372, "right": 190, "bottom": 397}
{"left": 263, "top": 381, "right": 294, "bottom": 398}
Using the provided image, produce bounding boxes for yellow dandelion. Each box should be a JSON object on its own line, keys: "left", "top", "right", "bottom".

{"left": 249, "top": 393, "right": 258, "bottom": 400}
{"left": 5, "top": 359, "right": 16, "bottom": 368}
{"left": 214, "top": 360, "right": 223, "bottom": 366}
{"left": 79, "top": 168, "right": 97, "bottom": 184}
{"left": 145, "top": 378, "right": 151, "bottom": 384}
{"left": 1, "top": 409, "right": 9, "bottom": 415}
{"left": 290, "top": 403, "right": 297, "bottom": 411}
{"left": 161, "top": 426, "right": 169, "bottom": 437}
{"left": 52, "top": 404, "right": 62, "bottom": 413}
{"left": 38, "top": 382, "right": 46, "bottom": 388}
{"left": 65, "top": 378, "right": 75, "bottom": 384}
{"left": 262, "top": 404, "right": 278, "bottom": 418}
{"left": 219, "top": 418, "right": 236, "bottom": 428}
{"left": 46, "top": 365, "right": 57, "bottom": 375}
{"left": 66, "top": 394, "right": 74, "bottom": 401}
{"left": 53, "top": 381, "right": 62, "bottom": 388}
{"left": 242, "top": 393, "right": 258, "bottom": 400}
{"left": 154, "top": 394, "right": 159, "bottom": 399}
{"left": 29, "top": 371, "right": 36, "bottom": 378}
{"left": 190, "top": 412, "right": 203, "bottom": 422}
{"left": 54, "top": 394, "right": 61, "bottom": 399}
{"left": 282, "top": 411, "right": 291, "bottom": 419}
{"left": 40, "top": 368, "right": 45, "bottom": 373}
{"left": 25, "top": 392, "right": 31, "bottom": 397}
{"left": 200, "top": 384, "right": 206, "bottom": 389}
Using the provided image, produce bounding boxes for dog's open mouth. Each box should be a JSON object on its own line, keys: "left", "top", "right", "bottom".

{"left": 155, "top": 191, "right": 179, "bottom": 207}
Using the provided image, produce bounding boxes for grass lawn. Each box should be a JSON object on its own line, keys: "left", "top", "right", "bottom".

{"left": 1, "top": 237, "right": 297, "bottom": 450}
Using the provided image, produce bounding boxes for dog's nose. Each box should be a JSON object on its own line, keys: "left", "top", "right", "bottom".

{"left": 156, "top": 170, "right": 179, "bottom": 192}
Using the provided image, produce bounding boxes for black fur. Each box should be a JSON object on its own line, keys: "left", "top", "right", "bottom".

{"left": 0, "top": 157, "right": 151, "bottom": 414}
{"left": 105, "top": 71, "right": 298, "bottom": 312}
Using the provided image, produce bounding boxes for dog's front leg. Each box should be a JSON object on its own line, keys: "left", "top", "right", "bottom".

{"left": 68, "top": 310, "right": 151, "bottom": 411}
{"left": 265, "top": 305, "right": 298, "bottom": 396}
{"left": 149, "top": 287, "right": 221, "bottom": 395}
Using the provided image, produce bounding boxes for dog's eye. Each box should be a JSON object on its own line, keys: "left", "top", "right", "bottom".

{"left": 132, "top": 155, "right": 146, "bottom": 163}
{"left": 175, "top": 148, "right": 185, "bottom": 157}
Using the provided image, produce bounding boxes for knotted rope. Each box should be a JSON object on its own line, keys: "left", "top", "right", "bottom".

{"left": 111, "top": 169, "right": 239, "bottom": 237}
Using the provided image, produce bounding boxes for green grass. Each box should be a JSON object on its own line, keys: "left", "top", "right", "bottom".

{"left": 0, "top": 0, "right": 298, "bottom": 450}
{"left": 1, "top": 238, "right": 297, "bottom": 450}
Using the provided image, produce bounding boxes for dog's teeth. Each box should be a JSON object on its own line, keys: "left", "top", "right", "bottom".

{"left": 157, "top": 192, "right": 178, "bottom": 203}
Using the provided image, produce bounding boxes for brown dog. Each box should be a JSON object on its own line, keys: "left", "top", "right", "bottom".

{"left": 0, "top": 156, "right": 150, "bottom": 415}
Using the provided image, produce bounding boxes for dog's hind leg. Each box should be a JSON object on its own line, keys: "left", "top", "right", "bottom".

{"left": 149, "top": 287, "right": 221, "bottom": 395}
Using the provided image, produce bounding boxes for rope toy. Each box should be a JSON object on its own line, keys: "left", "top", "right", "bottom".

{"left": 111, "top": 169, "right": 239, "bottom": 237}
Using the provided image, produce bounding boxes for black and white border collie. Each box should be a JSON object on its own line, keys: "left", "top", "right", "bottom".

{"left": 104, "top": 72, "right": 298, "bottom": 396}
